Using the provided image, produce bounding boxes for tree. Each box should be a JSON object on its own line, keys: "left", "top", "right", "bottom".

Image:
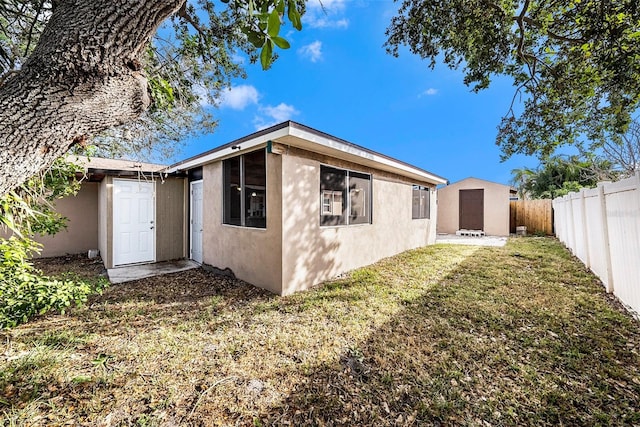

{"left": 0, "top": 0, "right": 303, "bottom": 195}
{"left": 510, "top": 154, "right": 616, "bottom": 199}
{"left": 386, "top": 0, "right": 640, "bottom": 160}
{"left": 600, "top": 119, "right": 640, "bottom": 177}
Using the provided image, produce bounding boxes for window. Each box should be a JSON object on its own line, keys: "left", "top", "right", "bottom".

{"left": 223, "top": 149, "right": 266, "bottom": 228}
{"left": 412, "top": 185, "right": 430, "bottom": 219}
{"left": 320, "top": 166, "right": 371, "bottom": 226}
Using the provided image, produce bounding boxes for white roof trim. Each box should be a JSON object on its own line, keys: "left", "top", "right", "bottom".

{"left": 167, "top": 123, "right": 447, "bottom": 185}
{"left": 287, "top": 126, "right": 447, "bottom": 185}
{"left": 166, "top": 126, "right": 290, "bottom": 172}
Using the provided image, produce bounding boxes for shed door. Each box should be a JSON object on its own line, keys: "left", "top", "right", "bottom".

{"left": 459, "top": 189, "right": 484, "bottom": 230}
{"left": 113, "top": 179, "right": 155, "bottom": 266}
{"left": 190, "top": 180, "right": 203, "bottom": 264}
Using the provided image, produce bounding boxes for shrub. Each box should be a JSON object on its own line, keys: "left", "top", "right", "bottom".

{"left": 0, "top": 237, "right": 107, "bottom": 328}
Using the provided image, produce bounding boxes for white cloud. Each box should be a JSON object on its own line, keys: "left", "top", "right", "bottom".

{"left": 305, "top": 0, "right": 349, "bottom": 29}
{"left": 219, "top": 84, "right": 260, "bottom": 110}
{"left": 298, "top": 41, "right": 323, "bottom": 63}
{"left": 308, "top": 17, "right": 349, "bottom": 29}
{"left": 419, "top": 88, "right": 438, "bottom": 97}
{"left": 254, "top": 103, "right": 300, "bottom": 130}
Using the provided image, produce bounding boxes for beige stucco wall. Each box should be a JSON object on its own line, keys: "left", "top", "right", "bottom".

{"left": 201, "top": 152, "right": 283, "bottom": 293}
{"left": 28, "top": 182, "right": 100, "bottom": 258}
{"left": 156, "top": 177, "right": 186, "bottom": 261}
{"left": 280, "top": 149, "right": 437, "bottom": 295}
{"left": 437, "top": 177, "right": 511, "bottom": 236}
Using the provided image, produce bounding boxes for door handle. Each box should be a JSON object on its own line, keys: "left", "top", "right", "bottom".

{"left": 150, "top": 226, "right": 154, "bottom": 229}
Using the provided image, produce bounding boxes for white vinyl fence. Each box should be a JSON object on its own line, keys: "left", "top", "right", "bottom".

{"left": 553, "top": 172, "right": 640, "bottom": 318}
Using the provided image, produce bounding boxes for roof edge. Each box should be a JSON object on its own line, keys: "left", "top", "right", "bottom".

{"left": 167, "top": 121, "right": 447, "bottom": 185}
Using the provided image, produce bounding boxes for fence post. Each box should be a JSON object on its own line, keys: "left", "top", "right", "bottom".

{"left": 599, "top": 183, "right": 614, "bottom": 293}
{"left": 568, "top": 193, "right": 577, "bottom": 254}
{"left": 580, "top": 189, "right": 590, "bottom": 269}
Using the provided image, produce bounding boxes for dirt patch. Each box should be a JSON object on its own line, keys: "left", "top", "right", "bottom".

{"left": 33, "top": 253, "right": 107, "bottom": 280}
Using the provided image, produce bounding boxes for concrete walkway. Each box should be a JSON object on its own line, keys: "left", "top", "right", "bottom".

{"left": 107, "top": 259, "right": 200, "bottom": 284}
{"left": 435, "top": 233, "right": 508, "bottom": 247}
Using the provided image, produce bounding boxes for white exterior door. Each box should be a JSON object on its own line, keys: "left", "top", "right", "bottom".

{"left": 113, "top": 179, "right": 155, "bottom": 266}
{"left": 190, "top": 180, "right": 204, "bottom": 264}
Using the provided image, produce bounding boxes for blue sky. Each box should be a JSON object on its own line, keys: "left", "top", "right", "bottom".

{"left": 181, "top": 0, "right": 541, "bottom": 186}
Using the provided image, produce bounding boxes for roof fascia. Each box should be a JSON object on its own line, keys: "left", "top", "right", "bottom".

{"left": 287, "top": 125, "right": 447, "bottom": 185}
{"left": 167, "top": 121, "right": 447, "bottom": 185}
{"left": 167, "top": 125, "right": 291, "bottom": 172}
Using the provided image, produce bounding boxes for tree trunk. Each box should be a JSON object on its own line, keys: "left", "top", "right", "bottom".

{"left": 0, "top": 0, "right": 185, "bottom": 195}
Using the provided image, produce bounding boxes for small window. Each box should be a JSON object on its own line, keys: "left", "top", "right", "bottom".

{"left": 320, "top": 166, "right": 371, "bottom": 226}
{"left": 412, "top": 185, "right": 430, "bottom": 219}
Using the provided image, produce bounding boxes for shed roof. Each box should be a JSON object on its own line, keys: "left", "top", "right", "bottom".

{"left": 70, "top": 156, "right": 167, "bottom": 173}
{"left": 443, "top": 177, "right": 517, "bottom": 193}
{"left": 168, "top": 121, "right": 447, "bottom": 185}
{"left": 68, "top": 156, "right": 168, "bottom": 181}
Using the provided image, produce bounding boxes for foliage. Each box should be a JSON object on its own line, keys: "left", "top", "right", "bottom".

{"left": 0, "top": 237, "right": 107, "bottom": 328}
{"left": 0, "top": 0, "right": 304, "bottom": 162}
{"left": 386, "top": 0, "right": 640, "bottom": 159}
{"left": 0, "top": 157, "right": 80, "bottom": 237}
{"left": 0, "top": 157, "right": 105, "bottom": 328}
{"left": 510, "top": 154, "right": 617, "bottom": 199}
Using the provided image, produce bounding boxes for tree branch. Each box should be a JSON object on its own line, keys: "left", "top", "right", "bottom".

{"left": 519, "top": 17, "right": 587, "bottom": 44}
{"left": 177, "top": 2, "right": 208, "bottom": 39}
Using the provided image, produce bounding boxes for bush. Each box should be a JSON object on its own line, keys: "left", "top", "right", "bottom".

{"left": 0, "top": 237, "right": 107, "bottom": 328}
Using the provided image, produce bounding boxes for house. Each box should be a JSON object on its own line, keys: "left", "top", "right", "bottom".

{"left": 26, "top": 121, "right": 447, "bottom": 295}
{"left": 437, "top": 177, "right": 517, "bottom": 237}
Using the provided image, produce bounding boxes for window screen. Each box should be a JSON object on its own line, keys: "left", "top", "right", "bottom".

{"left": 349, "top": 171, "right": 371, "bottom": 225}
{"left": 223, "top": 149, "right": 266, "bottom": 228}
{"left": 412, "top": 185, "right": 430, "bottom": 219}
{"left": 320, "top": 166, "right": 371, "bottom": 226}
{"left": 320, "top": 166, "right": 346, "bottom": 226}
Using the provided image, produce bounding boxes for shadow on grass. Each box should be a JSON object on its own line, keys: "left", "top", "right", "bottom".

{"left": 2, "top": 239, "right": 640, "bottom": 426}
{"left": 257, "top": 242, "right": 640, "bottom": 426}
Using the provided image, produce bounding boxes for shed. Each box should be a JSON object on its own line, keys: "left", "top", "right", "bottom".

{"left": 437, "top": 177, "right": 516, "bottom": 237}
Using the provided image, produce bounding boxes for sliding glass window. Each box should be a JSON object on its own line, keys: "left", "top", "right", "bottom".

{"left": 223, "top": 149, "right": 266, "bottom": 228}
{"left": 320, "top": 166, "right": 371, "bottom": 226}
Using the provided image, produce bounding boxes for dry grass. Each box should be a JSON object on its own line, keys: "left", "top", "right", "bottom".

{"left": 1, "top": 237, "right": 639, "bottom": 426}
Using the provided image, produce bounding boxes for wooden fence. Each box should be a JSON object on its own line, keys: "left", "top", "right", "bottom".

{"left": 553, "top": 173, "right": 640, "bottom": 318}
{"left": 510, "top": 199, "right": 554, "bottom": 235}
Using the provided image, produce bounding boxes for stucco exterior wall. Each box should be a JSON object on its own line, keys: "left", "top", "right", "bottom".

{"left": 29, "top": 182, "right": 100, "bottom": 258}
{"left": 280, "top": 149, "right": 437, "bottom": 295}
{"left": 200, "top": 152, "right": 283, "bottom": 294}
{"left": 437, "top": 177, "right": 511, "bottom": 236}
{"left": 155, "top": 177, "right": 186, "bottom": 261}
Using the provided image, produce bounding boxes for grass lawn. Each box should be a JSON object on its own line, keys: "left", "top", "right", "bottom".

{"left": 1, "top": 237, "right": 639, "bottom": 426}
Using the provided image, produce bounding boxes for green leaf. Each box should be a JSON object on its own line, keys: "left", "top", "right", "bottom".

{"left": 288, "top": 1, "right": 302, "bottom": 30}
{"left": 260, "top": 39, "right": 273, "bottom": 70}
{"left": 271, "top": 36, "right": 290, "bottom": 49}
{"left": 267, "top": 9, "right": 281, "bottom": 38}
{"left": 247, "top": 31, "right": 264, "bottom": 48}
